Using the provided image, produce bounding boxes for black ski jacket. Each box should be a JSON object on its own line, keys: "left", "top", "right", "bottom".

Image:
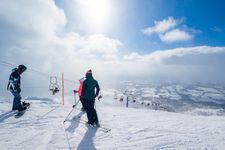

{"left": 81, "top": 75, "right": 100, "bottom": 100}
{"left": 7, "top": 69, "right": 21, "bottom": 92}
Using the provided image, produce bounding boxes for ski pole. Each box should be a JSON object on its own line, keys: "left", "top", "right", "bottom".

{"left": 63, "top": 100, "right": 80, "bottom": 123}
{"left": 73, "top": 90, "right": 78, "bottom": 104}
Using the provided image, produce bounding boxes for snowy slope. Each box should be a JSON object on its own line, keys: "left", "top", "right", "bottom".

{"left": 1, "top": 95, "right": 225, "bottom": 150}
{"left": 114, "top": 83, "right": 225, "bottom": 114}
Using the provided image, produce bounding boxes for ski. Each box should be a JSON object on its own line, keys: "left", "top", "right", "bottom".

{"left": 72, "top": 117, "right": 111, "bottom": 133}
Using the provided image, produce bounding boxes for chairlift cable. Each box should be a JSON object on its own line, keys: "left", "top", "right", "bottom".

{"left": 0, "top": 59, "right": 79, "bottom": 84}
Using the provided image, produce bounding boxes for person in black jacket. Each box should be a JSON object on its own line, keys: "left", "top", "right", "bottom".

{"left": 81, "top": 69, "right": 100, "bottom": 126}
{"left": 7, "top": 64, "right": 28, "bottom": 111}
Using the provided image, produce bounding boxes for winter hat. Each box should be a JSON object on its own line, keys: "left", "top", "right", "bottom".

{"left": 86, "top": 69, "right": 92, "bottom": 77}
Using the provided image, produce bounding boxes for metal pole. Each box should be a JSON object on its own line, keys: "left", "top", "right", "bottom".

{"left": 126, "top": 95, "right": 129, "bottom": 108}
{"left": 62, "top": 73, "right": 64, "bottom": 105}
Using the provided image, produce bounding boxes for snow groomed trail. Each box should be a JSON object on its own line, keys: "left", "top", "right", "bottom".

{"left": 1, "top": 97, "right": 225, "bottom": 149}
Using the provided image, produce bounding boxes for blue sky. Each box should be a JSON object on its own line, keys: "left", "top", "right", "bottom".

{"left": 55, "top": 0, "right": 225, "bottom": 53}
{"left": 1, "top": 0, "right": 225, "bottom": 97}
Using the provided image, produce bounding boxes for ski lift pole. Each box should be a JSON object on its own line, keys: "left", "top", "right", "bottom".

{"left": 124, "top": 90, "right": 129, "bottom": 108}
{"left": 126, "top": 95, "right": 129, "bottom": 108}
{"left": 62, "top": 73, "right": 64, "bottom": 105}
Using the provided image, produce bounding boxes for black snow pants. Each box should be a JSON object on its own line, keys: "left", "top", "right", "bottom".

{"left": 83, "top": 99, "right": 98, "bottom": 124}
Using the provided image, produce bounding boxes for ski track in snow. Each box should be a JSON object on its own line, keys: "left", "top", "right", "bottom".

{"left": 1, "top": 97, "right": 225, "bottom": 150}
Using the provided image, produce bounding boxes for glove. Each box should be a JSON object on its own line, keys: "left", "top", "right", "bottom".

{"left": 97, "top": 95, "right": 102, "bottom": 100}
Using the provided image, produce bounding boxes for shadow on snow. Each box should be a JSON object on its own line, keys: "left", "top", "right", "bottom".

{"left": 0, "top": 111, "right": 17, "bottom": 122}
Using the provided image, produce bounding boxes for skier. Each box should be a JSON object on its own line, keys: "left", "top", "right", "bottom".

{"left": 7, "top": 64, "right": 29, "bottom": 111}
{"left": 75, "top": 78, "right": 86, "bottom": 111}
{"left": 81, "top": 69, "right": 100, "bottom": 126}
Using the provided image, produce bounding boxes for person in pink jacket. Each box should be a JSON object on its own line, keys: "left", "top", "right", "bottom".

{"left": 77, "top": 78, "right": 85, "bottom": 111}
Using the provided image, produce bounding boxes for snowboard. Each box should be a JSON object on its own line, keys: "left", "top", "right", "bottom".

{"left": 14, "top": 103, "right": 30, "bottom": 118}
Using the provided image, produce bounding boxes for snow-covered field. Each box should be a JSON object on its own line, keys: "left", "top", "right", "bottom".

{"left": 114, "top": 83, "right": 225, "bottom": 114}
{"left": 1, "top": 92, "right": 225, "bottom": 150}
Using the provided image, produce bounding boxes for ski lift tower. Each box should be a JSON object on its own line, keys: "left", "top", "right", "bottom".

{"left": 124, "top": 90, "right": 132, "bottom": 108}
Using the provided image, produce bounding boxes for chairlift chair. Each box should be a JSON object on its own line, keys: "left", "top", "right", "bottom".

{"left": 49, "top": 76, "right": 60, "bottom": 95}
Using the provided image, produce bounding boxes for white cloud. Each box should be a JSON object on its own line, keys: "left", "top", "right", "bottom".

{"left": 79, "top": 34, "right": 122, "bottom": 54}
{"left": 142, "top": 17, "right": 199, "bottom": 43}
{"left": 0, "top": 0, "right": 124, "bottom": 92}
{"left": 120, "top": 46, "right": 225, "bottom": 84}
{"left": 142, "top": 16, "right": 178, "bottom": 35}
{"left": 0, "top": 0, "right": 66, "bottom": 38}
{"left": 159, "top": 29, "right": 193, "bottom": 43}
{"left": 102, "top": 54, "right": 118, "bottom": 60}
{"left": 210, "top": 26, "right": 223, "bottom": 33}
{"left": 123, "top": 52, "right": 142, "bottom": 61}
{"left": 0, "top": 0, "right": 123, "bottom": 60}
{"left": 139, "top": 46, "right": 225, "bottom": 63}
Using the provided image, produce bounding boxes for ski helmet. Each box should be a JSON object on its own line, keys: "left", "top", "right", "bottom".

{"left": 18, "top": 64, "right": 27, "bottom": 72}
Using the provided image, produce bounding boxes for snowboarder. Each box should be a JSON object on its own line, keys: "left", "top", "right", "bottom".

{"left": 7, "top": 64, "right": 29, "bottom": 111}
{"left": 81, "top": 69, "right": 100, "bottom": 126}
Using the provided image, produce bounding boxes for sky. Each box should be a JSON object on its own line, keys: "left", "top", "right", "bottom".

{"left": 1, "top": 0, "right": 225, "bottom": 96}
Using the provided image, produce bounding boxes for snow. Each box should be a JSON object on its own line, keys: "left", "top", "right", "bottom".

{"left": 196, "top": 87, "right": 221, "bottom": 94}
{"left": 1, "top": 94, "right": 225, "bottom": 150}
{"left": 141, "top": 88, "right": 157, "bottom": 98}
{"left": 158, "top": 86, "right": 182, "bottom": 100}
